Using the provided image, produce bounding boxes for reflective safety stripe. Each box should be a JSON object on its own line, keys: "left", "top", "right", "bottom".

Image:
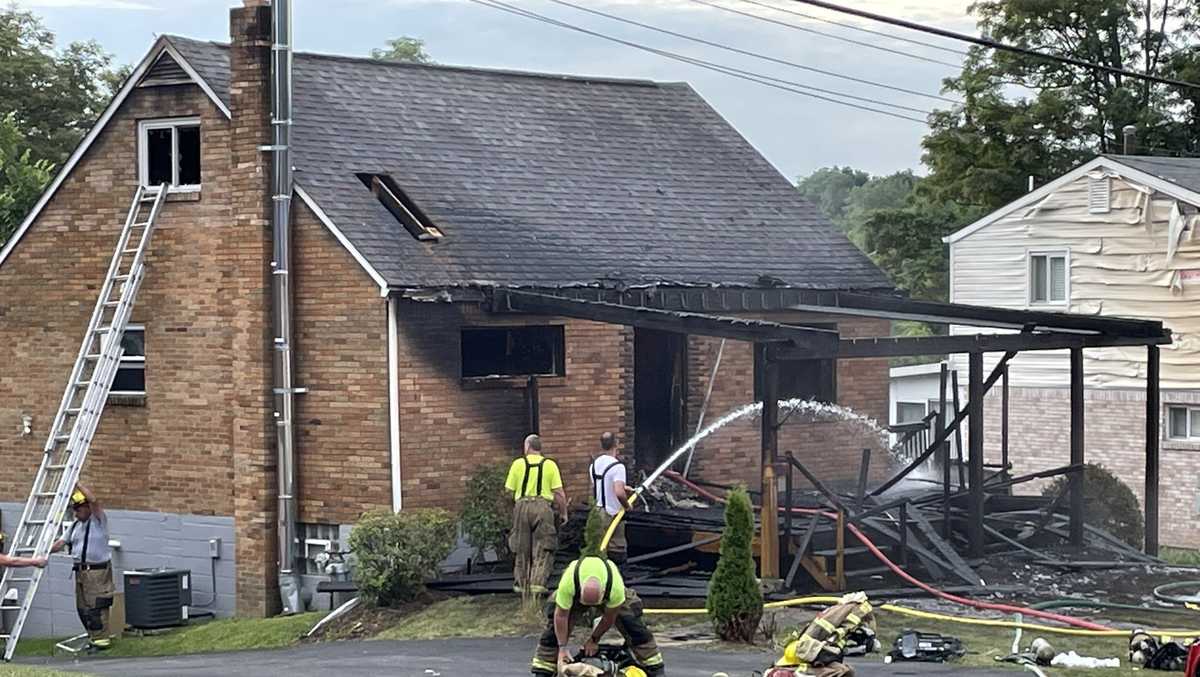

{"left": 641, "top": 652, "right": 665, "bottom": 666}
{"left": 814, "top": 617, "right": 837, "bottom": 634}
{"left": 846, "top": 613, "right": 862, "bottom": 626}
{"left": 531, "top": 658, "right": 558, "bottom": 671}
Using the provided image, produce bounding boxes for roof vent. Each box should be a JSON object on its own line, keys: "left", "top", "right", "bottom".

{"left": 357, "top": 173, "right": 443, "bottom": 241}
{"left": 1088, "top": 174, "right": 1111, "bottom": 214}
{"left": 139, "top": 52, "right": 192, "bottom": 88}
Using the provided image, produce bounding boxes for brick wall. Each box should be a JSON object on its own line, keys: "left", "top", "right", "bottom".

{"left": 979, "top": 385, "right": 1200, "bottom": 549}
{"left": 685, "top": 316, "right": 891, "bottom": 490}
{"left": 292, "top": 207, "right": 391, "bottom": 523}
{"left": 393, "top": 301, "right": 631, "bottom": 511}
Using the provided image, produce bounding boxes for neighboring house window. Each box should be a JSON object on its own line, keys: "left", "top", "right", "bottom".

{"left": 110, "top": 326, "right": 145, "bottom": 396}
{"left": 1167, "top": 405, "right": 1200, "bottom": 440}
{"left": 1088, "top": 175, "right": 1111, "bottom": 214}
{"left": 896, "top": 402, "right": 927, "bottom": 424}
{"left": 1029, "top": 251, "right": 1068, "bottom": 305}
{"left": 461, "top": 326, "right": 566, "bottom": 378}
{"left": 139, "top": 117, "right": 201, "bottom": 191}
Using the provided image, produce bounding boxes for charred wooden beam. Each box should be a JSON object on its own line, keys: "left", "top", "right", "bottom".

{"left": 832, "top": 329, "right": 1172, "bottom": 359}
{"left": 1069, "top": 347, "right": 1085, "bottom": 547}
{"left": 968, "top": 352, "right": 985, "bottom": 559}
{"left": 1145, "top": 344, "right": 1161, "bottom": 556}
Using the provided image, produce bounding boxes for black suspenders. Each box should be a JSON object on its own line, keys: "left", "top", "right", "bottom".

{"left": 572, "top": 557, "right": 617, "bottom": 608}
{"left": 591, "top": 458, "right": 623, "bottom": 511}
{"left": 520, "top": 457, "right": 544, "bottom": 498}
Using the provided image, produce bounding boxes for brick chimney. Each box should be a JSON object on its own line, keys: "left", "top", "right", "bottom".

{"left": 227, "top": 0, "right": 280, "bottom": 618}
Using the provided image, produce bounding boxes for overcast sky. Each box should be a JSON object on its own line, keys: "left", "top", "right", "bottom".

{"left": 14, "top": 0, "right": 977, "bottom": 179}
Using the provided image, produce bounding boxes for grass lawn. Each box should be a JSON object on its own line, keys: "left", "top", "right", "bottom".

{"left": 13, "top": 612, "right": 324, "bottom": 660}
{"left": 0, "top": 668, "right": 92, "bottom": 677}
{"left": 374, "top": 595, "right": 544, "bottom": 641}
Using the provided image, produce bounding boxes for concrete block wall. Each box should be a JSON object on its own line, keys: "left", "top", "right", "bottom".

{"left": 0, "top": 504, "right": 235, "bottom": 638}
{"left": 977, "top": 386, "right": 1200, "bottom": 549}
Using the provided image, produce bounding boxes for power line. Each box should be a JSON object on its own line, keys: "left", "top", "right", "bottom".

{"left": 688, "top": 0, "right": 962, "bottom": 69}
{"left": 732, "top": 0, "right": 968, "bottom": 57}
{"left": 785, "top": 0, "right": 1200, "bottom": 92}
{"left": 540, "top": 0, "right": 956, "bottom": 104}
{"left": 468, "top": 0, "right": 930, "bottom": 124}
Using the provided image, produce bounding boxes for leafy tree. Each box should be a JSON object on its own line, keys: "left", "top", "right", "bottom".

{"left": 795, "top": 166, "right": 869, "bottom": 230}
{"left": 370, "top": 36, "right": 433, "bottom": 64}
{"left": 842, "top": 170, "right": 921, "bottom": 248}
{"left": 921, "top": 0, "right": 1200, "bottom": 212}
{"left": 0, "top": 114, "right": 53, "bottom": 242}
{"left": 707, "top": 486, "right": 762, "bottom": 642}
{"left": 0, "top": 7, "right": 125, "bottom": 167}
{"left": 859, "top": 201, "right": 986, "bottom": 302}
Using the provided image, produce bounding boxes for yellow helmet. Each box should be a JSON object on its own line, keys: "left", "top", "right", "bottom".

{"left": 71, "top": 490, "right": 87, "bottom": 506}
{"left": 621, "top": 667, "right": 647, "bottom": 677}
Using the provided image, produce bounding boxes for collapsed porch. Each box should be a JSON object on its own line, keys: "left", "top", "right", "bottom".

{"left": 470, "top": 285, "right": 1170, "bottom": 590}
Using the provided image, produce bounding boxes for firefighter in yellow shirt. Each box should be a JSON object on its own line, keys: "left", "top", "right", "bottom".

{"left": 505, "top": 434, "right": 568, "bottom": 594}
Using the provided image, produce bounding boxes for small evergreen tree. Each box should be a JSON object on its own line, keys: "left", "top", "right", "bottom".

{"left": 581, "top": 498, "right": 606, "bottom": 559}
{"left": 707, "top": 486, "right": 763, "bottom": 642}
{"left": 1044, "top": 463, "right": 1144, "bottom": 548}
{"left": 459, "top": 463, "right": 513, "bottom": 561}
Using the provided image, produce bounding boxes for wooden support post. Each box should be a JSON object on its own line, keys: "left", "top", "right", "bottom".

{"left": 899, "top": 503, "right": 910, "bottom": 568}
{"left": 835, "top": 509, "right": 846, "bottom": 591}
{"left": 760, "top": 344, "right": 780, "bottom": 579}
{"left": 968, "top": 352, "right": 985, "bottom": 559}
{"left": 1001, "top": 363, "right": 1010, "bottom": 472}
{"left": 939, "top": 364, "right": 950, "bottom": 539}
{"left": 526, "top": 375, "right": 540, "bottom": 435}
{"left": 1069, "top": 347, "right": 1085, "bottom": 548}
{"left": 855, "top": 448, "right": 871, "bottom": 511}
{"left": 1145, "top": 345, "right": 1160, "bottom": 557}
{"left": 951, "top": 369, "right": 966, "bottom": 490}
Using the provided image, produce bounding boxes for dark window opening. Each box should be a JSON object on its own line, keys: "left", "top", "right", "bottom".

{"left": 111, "top": 328, "right": 146, "bottom": 395}
{"left": 462, "top": 326, "right": 565, "bottom": 378}
{"left": 177, "top": 125, "right": 202, "bottom": 185}
{"left": 146, "top": 128, "right": 173, "bottom": 186}
{"left": 357, "top": 173, "right": 442, "bottom": 241}
{"left": 755, "top": 353, "right": 836, "bottom": 403}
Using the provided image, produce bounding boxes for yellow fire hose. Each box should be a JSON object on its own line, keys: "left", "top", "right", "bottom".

{"left": 641, "top": 597, "right": 1200, "bottom": 639}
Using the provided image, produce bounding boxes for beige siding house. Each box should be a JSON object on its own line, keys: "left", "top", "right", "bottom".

{"left": 946, "top": 155, "right": 1200, "bottom": 549}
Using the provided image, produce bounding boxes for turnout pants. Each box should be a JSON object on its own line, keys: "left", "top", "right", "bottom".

{"left": 510, "top": 497, "right": 557, "bottom": 592}
{"left": 74, "top": 564, "right": 114, "bottom": 643}
{"left": 531, "top": 593, "right": 665, "bottom": 676}
{"left": 598, "top": 511, "right": 627, "bottom": 564}
{"left": 801, "top": 663, "right": 854, "bottom": 677}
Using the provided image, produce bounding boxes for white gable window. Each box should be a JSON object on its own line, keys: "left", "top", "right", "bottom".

{"left": 1088, "top": 175, "right": 1111, "bottom": 214}
{"left": 1029, "top": 250, "right": 1068, "bottom": 305}
{"left": 1167, "top": 405, "right": 1200, "bottom": 440}
{"left": 138, "top": 117, "right": 201, "bottom": 191}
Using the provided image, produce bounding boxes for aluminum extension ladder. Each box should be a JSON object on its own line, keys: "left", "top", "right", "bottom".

{"left": 0, "top": 184, "right": 168, "bottom": 661}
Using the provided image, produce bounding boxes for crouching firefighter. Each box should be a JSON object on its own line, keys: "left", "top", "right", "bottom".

{"left": 50, "top": 485, "right": 115, "bottom": 650}
{"left": 531, "top": 556, "right": 665, "bottom": 677}
{"left": 772, "top": 593, "right": 878, "bottom": 677}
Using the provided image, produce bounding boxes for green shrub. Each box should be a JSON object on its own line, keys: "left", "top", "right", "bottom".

{"left": 581, "top": 499, "right": 606, "bottom": 559}
{"left": 1043, "top": 463, "right": 1144, "bottom": 548}
{"left": 349, "top": 508, "right": 457, "bottom": 606}
{"left": 707, "top": 486, "right": 763, "bottom": 642}
{"left": 459, "top": 463, "right": 513, "bottom": 561}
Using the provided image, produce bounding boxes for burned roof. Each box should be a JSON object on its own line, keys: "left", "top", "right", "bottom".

{"left": 167, "top": 36, "right": 891, "bottom": 292}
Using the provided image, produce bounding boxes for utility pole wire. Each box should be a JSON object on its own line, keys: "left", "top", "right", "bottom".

{"left": 732, "top": 0, "right": 968, "bottom": 57}
{"left": 786, "top": 0, "right": 1200, "bottom": 92}
{"left": 468, "top": 0, "right": 931, "bottom": 124}
{"left": 688, "top": 0, "right": 963, "bottom": 69}
{"left": 545, "top": 0, "right": 957, "bottom": 103}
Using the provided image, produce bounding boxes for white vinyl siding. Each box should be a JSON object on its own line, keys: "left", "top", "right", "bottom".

{"left": 949, "top": 172, "right": 1200, "bottom": 390}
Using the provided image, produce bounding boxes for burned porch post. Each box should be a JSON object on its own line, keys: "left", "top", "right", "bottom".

{"left": 967, "top": 352, "right": 985, "bottom": 559}
{"left": 759, "top": 344, "right": 780, "bottom": 579}
{"left": 1145, "top": 345, "right": 1160, "bottom": 556}
{"left": 1069, "top": 347, "right": 1085, "bottom": 547}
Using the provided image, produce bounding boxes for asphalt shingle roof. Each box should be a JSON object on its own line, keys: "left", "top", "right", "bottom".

{"left": 1104, "top": 155, "right": 1200, "bottom": 195}
{"left": 167, "top": 36, "right": 891, "bottom": 291}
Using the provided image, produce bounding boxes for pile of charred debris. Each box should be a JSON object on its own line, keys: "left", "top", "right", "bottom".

{"left": 433, "top": 458, "right": 1184, "bottom": 607}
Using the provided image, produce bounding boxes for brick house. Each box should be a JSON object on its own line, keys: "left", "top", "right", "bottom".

{"left": 0, "top": 1, "right": 892, "bottom": 632}
{"left": 946, "top": 155, "right": 1200, "bottom": 549}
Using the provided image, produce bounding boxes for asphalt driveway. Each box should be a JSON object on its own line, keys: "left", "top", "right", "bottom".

{"left": 21, "top": 638, "right": 1020, "bottom": 676}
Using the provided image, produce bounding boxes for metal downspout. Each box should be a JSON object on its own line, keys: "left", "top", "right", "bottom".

{"left": 270, "top": 0, "right": 300, "bottom": 614}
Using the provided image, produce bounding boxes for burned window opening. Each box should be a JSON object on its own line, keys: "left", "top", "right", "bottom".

{"left": 357, "top": 173, "right": 443, "bottom": 241}
{"left": 461, "top": 326, "right": 565, "bottom": 379}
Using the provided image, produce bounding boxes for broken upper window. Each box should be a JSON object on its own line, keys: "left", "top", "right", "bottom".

{"left": 461, "top": 326, "right": 565, "bottom": 379}
{"left": 139, "top": 117, "right": 201, "bottom": 190}
{"left": 755, "top": 352, "right": 837, "bottom": 403}
{"left": 1029, "top": 251, "right": 1068, "bottom": 305}
{"left": 357, "top": 173, "right": 443, "bottom": 241}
